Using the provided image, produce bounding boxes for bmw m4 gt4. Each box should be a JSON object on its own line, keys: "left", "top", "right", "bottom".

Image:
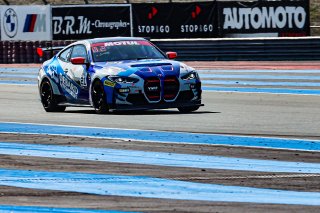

{"left": 38, "top": 37, "right": 203, "bottom": 114}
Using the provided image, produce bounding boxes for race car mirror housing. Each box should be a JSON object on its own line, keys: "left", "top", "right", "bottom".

{"left": 71, "top": 57, "right": 87, "bottom": 65}
{"left": 166, "top": 52, "right": 177, "bottom": 59}
{"left": 36, "top": 48, "right": 44, "bottom": 57}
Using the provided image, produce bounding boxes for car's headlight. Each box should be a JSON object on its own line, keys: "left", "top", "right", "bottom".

{"left": 180, "top": 64, "right": 195, "bottom": 72}
{"left": 181, "top": 71, "right": 199, "bottom": 80}
{"left": 108, "top": 76, "right": 139, "bottom": 84}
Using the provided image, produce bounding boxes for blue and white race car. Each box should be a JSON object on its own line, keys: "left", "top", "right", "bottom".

{"left": 38, "top": 37, "right": 202, "bottom": 114}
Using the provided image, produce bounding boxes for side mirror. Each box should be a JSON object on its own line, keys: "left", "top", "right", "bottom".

{"left": 36, "top": 48, "right": 44, "bottom": 57}
{"left": 70, "top": 57, "right": 86, "bottom": 65}
{"left": 166, "top": 52, "right": 177, "bottom": 59}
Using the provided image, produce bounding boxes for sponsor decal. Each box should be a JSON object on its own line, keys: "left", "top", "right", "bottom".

{"left": 94, "top": 20, "right": 129, "bottom": 30}
{"left": 53, "top": 16, "right": 92, "bottom": 35}
{"left": 23, "top": 14, "right": 46, "bottom": 32}
{"left": 132, "top": 2, "right": 217, "bottom": 38}
{"left": 3, "top": 8, "right": 18, "bottom": 38}
{"left": 104, "top": 41, "right": 139, "bottom": 46}
{"left": 52, "top": 6, "right": 131, "bottom": 40}
{"left": 104, "top": 80, "right": 116, "bottom": 87}
{"left": 80, "top": 73, "right": 87, "bottom": 87}
{"left": 181, "top": 24, "right": 214, "bottom": 33}
{"left": 1, "top": 6, "right": 50, "bottom": 40}
{"left": 59, "top": 74, "right": 79, "bottom": 99}
{"left": 47, "top": 64, "right": 59, "bottom": 84}
{"left": 218, "top": 1, "right": 310, "bottom": 37}
{"left": 191, "top": 5, "right": 201, "bottom": 19}
{"left": 138, "top": 25, "right": 170, "bottom": 34}
{"left": 92, "top": 41, "right": 151, "bottom": 53}
{"left": 53, "top": 17, "right": 129, "bottom": 35}
{"left": 148, "top": 6, "right": 158, "bottom": 19}
{"left": 223, "top": 6, "right": 307, "bottom": 30}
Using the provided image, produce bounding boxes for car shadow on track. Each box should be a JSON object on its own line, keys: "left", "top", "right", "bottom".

{"left": 64, "top": 109, "right": 219, "bottom": 115}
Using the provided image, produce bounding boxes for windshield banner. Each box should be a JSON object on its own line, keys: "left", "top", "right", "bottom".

{"left": 218, "top": 0, "right": 310, "bottom": 37}
{"left": 52, "top": 4, "right": 131, "bottom": 40}
{"left": 132, "top": 2, "right": 218, "bottom": 39}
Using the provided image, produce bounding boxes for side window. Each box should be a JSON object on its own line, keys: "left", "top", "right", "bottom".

{"left": 59, "top": 47, "right": 73, "bottom": 62}
{"left": 71, "top": 45, "right": 88, "bottom": 61}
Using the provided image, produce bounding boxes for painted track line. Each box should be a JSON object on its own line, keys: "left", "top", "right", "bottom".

{"left": 198, "top": 69, "right": 320, "bottom": 73}
{"left": 0, "top": 74, "right": 37, "bottom": 79}
{"left": 1, "top": 122, "right": 319, "bottom": 152}
{"left": 1, "top": 142, "right": 319, "bottom": 173}
{"left": 1, "top": 168, "right": 320, "bottom": 205}
{"left": 0, "top": 205, "right": 135, "bottom": 213}
{"left": 170, "top": 174, "right": 320, "bottom": 181}
{"left": 203, "top": 87, "right": 320, "bottom": 95}
{"left": 200, "top": 74, "right": 320, "bottom": 80}
{"left": 202, "top": 80, "right": 320, "bottom": 87}
{"left": 0, "top": 81, "right": 36, "bottom": 85}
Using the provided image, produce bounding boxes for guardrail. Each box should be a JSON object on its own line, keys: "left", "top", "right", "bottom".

{"left": 0, "top": 37, "right": 319, "bottom": 63}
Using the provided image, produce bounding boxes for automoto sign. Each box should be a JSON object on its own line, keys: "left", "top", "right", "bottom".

{"left": 0, "top": 5, "right": 51, "bottom": 40}
{"left": 52, "top": 5, "right": 131, "bottom": 40}
{"left": 132, "top": 2, "right": 218, "bottom": 38}
{"left": 218, "top": 1, "right": 310, "bottom": 37}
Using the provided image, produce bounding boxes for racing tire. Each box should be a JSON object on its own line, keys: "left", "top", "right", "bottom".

{"left": 91, "top": 80, "right": 109, "bottom": 114}
{"left": 40, "top": 79, "right": 66, "bottom": 112}
{"left": 177, "top": 106, "right": 200, "bottom": 113}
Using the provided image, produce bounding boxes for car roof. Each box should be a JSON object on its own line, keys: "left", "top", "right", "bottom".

{"left": 87, "top": 37, "right": 147, "bottom": 44}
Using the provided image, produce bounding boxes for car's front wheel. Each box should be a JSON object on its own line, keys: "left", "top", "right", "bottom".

{"left": 178, "top": 106, "right": 200, "bottom": 113}
{"left": 91, "top": 80, "right": 109, "bottom": 114}
{"left": 40, "top": 79, "right": 66, "bottom": 112}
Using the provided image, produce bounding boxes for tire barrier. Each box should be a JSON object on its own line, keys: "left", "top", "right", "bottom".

{"left": 0, "top": 38, "right": 319, "bottom": 63}
{"left": 0, "top": 40, "right": 77, "bottom": 64}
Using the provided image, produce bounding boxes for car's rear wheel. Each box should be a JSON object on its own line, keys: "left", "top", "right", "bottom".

{"left": 40, "top": 79, "right": 66, "bottom": 112}
{"left": 178, "top": 106, "right": 200, "bottom": 113}
{"left": 91, "top": 80, "right": 109, "bottom": 114}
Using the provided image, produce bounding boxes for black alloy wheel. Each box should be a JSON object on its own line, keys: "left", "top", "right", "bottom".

{"left": 40, "top": 79, "right": 66, "bottom": 112}
{"left": 91, "top": 80, "right": 109, "bottom": 114}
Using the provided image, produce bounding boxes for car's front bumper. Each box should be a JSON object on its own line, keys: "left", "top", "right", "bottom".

{"left": 112, "top": 100, "right": 203, "bottom": 111}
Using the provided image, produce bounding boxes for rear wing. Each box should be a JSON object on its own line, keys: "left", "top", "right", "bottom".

{"left": 36, "top": 44, "right": 65, "bottom": 58}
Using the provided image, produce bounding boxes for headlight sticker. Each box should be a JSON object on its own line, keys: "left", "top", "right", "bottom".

{"left": 104, "top": 80, "right": 116, "bottom": 87}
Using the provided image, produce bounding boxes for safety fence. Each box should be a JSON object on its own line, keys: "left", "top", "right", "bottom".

{"left": 0, "top": 37, "right": 319, "bottom": 63}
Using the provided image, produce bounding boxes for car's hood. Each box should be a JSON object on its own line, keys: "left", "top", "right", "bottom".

{"left": 92, "top": 59, "right": 185, "bottom": 78}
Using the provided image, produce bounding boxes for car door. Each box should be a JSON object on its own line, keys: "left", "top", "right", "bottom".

{"left": 69, "top": 44, "right": 89, "bottom": 89}
{"left": 57, "top": 46, "right": 83, "bottom": 102}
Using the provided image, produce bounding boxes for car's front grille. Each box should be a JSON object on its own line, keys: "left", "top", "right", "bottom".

{"left": 144, "top": 77, "right": 161, "bottom": 102}
{"left": 163, "top": 76, "right": 179, "bottom": 100}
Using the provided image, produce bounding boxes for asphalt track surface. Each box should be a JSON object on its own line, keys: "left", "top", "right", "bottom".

{"left": 0, "top": 61, "right": 320, "bottom": 212}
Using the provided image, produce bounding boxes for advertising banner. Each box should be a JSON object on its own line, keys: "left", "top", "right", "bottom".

{"left": 0, "top": 5, "right": 51, "bottom": 40}
{"left": 52, "top": 5, "right": 131, "bottom": 40}
{"left": 132, "top": 2, "right": 218, "bottom": 38}
{"left": 218, "top": 0, "right": 310, "bottom": 37}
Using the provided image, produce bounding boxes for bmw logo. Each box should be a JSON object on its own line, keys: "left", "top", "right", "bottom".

{"left": 3, "top": 8, "right": 18, "bottom": 38}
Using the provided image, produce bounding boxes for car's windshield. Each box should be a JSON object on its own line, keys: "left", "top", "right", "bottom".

{"left": 91, "top": 40, "right": 166, "bottom": 62}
